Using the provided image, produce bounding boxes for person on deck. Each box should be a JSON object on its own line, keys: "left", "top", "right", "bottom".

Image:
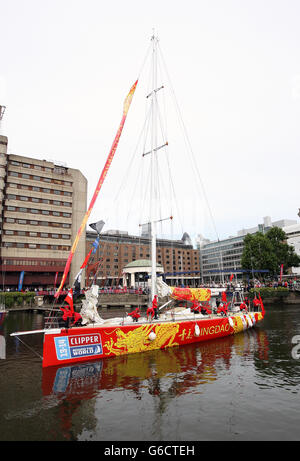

{"left": 239, "top": 301, "right": 248, "bottom": 312}
{"left": 127, "top": 307, "right": 141, "bottom": 322}
{"left": 217, "top": 302, "right": 229, "bottom": 316}
{"left": 152, "top": 295, "right": 159, "bottom": 319}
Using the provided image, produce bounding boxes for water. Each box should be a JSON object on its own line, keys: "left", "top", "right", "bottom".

{"left": 1, "top": 304, "right": 300, "bottom": 441}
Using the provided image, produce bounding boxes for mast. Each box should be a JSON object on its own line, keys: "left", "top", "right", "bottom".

{"left": 150, "top": 34, "right": 158, "bottom": 303}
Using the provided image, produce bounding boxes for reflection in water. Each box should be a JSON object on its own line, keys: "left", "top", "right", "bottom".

{"left": 41, "top": 328, "right": 270, "bottom": 439}
{"left": 43, "top": 328, "right": 269, "bottom": 400}
{"left": 0, "top": 312, "right": 7, "bottom": 359}
{"left": 0, "top": 336, "right": 5, "bottom": 359}
{"left": 3, "top": 307, "right": 300, "bottom": 441}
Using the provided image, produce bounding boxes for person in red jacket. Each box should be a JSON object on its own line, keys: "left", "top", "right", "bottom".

{"left": 239, "top": 301, "right": 248, "bottom": 312}
{"left": 127, "top": 307, "right": 141, "bottom": 322}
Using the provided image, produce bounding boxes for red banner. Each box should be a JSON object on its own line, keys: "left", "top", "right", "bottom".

{"left": 280, "top": 264, "right": 284, "bottom": 282}
{"left": 54, "top": 80, "right": 138, "bottom": 298}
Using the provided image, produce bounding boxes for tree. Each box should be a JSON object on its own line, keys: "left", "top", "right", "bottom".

{"left": 241, "top": 227, "right": 300, "bottom": 277}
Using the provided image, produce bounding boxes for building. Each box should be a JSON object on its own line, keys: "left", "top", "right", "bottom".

{"left": 283, "top": 223, "right": 300, "bottom": 275}
{"left": 85, "top": 229, "right": 201, "bottom": 288}
{"left": 0, "top": 135, "right": 87, "bottom": 290}
{"left": 198, "top": 216, "right": 298, "bottom": 283}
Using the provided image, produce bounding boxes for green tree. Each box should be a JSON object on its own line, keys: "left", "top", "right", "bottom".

{"left": 241, "top": 227, "right": 300, "bottom": 277}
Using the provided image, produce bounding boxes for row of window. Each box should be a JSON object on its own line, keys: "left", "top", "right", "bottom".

{"left": 5, "top": 217, "right": 71, "bottom": 228}
{"left": 8, "top": 182, "right": 72, "bottom": 197}
{"left": 7, "top": 193, "right": 72, "bottom": 207}
{"left": 8, "top": 173, "right": 72, "bottom": 195}
{"left": 4, "top": 230, "right": 70, "bottom": 239}
{"left": 2, "top": 259, "right": 66, "bottom": 266}
{"left": 2, "top": 242, "right": 71, "bottom": 250}
{"left": 6, "top": 205, "right": 71, "bottom": 218}
{"left": 9, "top": 161, "right": 72, "bottom": 184}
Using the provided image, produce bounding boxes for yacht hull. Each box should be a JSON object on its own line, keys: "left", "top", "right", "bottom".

{"left": 42, "top": 311, "right": 264, "bottom": 367}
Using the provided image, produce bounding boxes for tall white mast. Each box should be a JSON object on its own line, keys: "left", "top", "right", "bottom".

{"left": 150, "top": 34, "right": 158, "bottom": 303}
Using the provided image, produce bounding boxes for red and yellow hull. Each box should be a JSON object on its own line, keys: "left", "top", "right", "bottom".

{"left": 42, "top": 311, "right": 264, "bottom": 368}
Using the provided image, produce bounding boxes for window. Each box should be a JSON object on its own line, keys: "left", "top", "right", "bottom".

{"left": 33, "top": 176, "right": 40, "bottom": 181}
{"left": 52, "top": 234, "right": 59, "bottom": 238}
{"left": 20, "top": 196, "right": 28, "bottom": 201}
{"left": 62, "top": 213, "right": 71, "bottom": 217}
{"left": 32, "top": 197, "right": 39, "bottom": 203}
{"left": 31, "top": 209, "right": 39, "bottom": 214}
{"left": 6, "top": 218, "right": 15, "bottom": 223}
{"left": 29, "top": 232, "right": 37, "bottom": 237}
{"left": 41, "top": 233, "right": 48, "bottom": 238}
{"left": 22, "top": 174, "right": 30, "bottom": 179}
{"left": 19, "top": 207, "right": 28, "bottom": 212}
{"left": 30, "top": 220, "right": 38, "bottom": 225}
{"left": 28, "top": 244, "right": 36, "bottom": 249}
{"left": 7, "top": 194, "right": 16, "bottom": 200}
{"left": 11, "top": 161, "right": 20, "bottom": 166}
{"left": 43, "top": 188, "right": 50, "bottom": 193}
{"left": 22, "top": 163, "right": 30, "bottom": 168}
{"left": 42, "top": 210, "right": 50, "bottom": 215}
{"left": 18, "top": 219, "right": 26, "bottom": 224}
{"left": 32, "top": 187, "right": 40, "bottom": 192}
{"left": 5, "top": 230, "right": 14, "bottom": 235}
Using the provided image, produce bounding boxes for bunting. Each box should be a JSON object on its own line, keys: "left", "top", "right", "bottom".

{"left": 54, "top": 80, "right": 138, "bottom": 298}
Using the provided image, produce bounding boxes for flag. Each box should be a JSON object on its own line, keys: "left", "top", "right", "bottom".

{"left": 64, "top": 288, "right": 74, "bottom": 314}
{"left": 221, "top": 291, "right": 227, "bottom": 302}
{"left": 280, "top": 264, "right": 284, "bottom": 282}
{"left": 18, "top": 271, "right": 25, "bottom": 292}
{"left": 80, "top": 248, "right": 93, "bottom": 270}
{"left": 80, "top": 236, "right": 100, "bottom": 269}
{"left": 54, "top": 80, "right": 138, "bottom": 298}
{"left": 229, "top": 273, "right": 234, "bottom": 282}
{"left": 258, "top": 293, "right": 265, "bottom": 316}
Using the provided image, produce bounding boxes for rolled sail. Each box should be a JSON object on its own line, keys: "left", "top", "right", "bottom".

{"left": 170, "top": 287, "right": 211, "bottom": 302}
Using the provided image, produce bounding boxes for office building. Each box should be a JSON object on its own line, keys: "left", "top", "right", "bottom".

{"left": 0, "top": 135, "right": 87, "bottom": 289}
{"left": 198, "top": 216, "right": 298, "bottom": 282}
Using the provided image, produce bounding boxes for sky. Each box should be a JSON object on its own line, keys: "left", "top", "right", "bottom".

{"left": 0, "top": 0, "right": 300, "bottom": 244}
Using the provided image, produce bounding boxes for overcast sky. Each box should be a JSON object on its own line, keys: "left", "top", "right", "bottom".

{"left": 1, "top": 0, "right": 299, "bottom": 243}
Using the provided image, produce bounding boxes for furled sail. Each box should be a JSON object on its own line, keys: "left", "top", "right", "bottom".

{"left": 55, "top": 80, "right": 138, "bottom": 298}
{"left": 155, "top": 278, "right": 211, "bottom": 302}
{"left": 170, "top": 287, "right": 211, "bottom": 302}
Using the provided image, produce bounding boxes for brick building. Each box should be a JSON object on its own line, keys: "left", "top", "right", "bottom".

{"left": 85, "top": 229, "right": 201, "bottom": 288}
